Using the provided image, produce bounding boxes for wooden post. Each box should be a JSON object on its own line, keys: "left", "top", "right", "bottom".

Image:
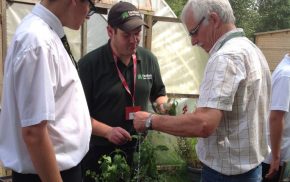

{"left": 80, "top": 21, "right": 87, "bottom": 58}
{"left": 0, "top": 0, "right": 7, "bottom": 103}
{"left": 143, "top": 14, "right": 153, "bottom": 50}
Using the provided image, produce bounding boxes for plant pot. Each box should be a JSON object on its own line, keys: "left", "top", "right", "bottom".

{"left": 187, "top": 166, "right": 202, "bottom": 182}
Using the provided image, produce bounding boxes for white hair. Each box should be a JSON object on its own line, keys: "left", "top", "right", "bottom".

{"left": 180, "top": 0, "right": 235, "bottom": 24}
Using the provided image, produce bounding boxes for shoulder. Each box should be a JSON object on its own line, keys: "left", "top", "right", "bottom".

{"left": 79, "top": 44, "right": 108, "bottom": 66}
{"left": 275, "top": 56, "right": 290, "bottom": 74}
{"left": 136, "top": 46, "right": 158, "bottom": 63}
{"left": 11, "top": 23, "right": 62, "bottom": 66}
{"left": 9, "top": 17, "right": 60, "bottom": 61}
{"left": 212, "top": 37, "right": 266, "bottom": 69}
{"left": 137, "top": 46, "right": 152, "bottom": 53}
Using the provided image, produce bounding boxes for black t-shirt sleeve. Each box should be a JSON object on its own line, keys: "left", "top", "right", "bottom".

{"left": 149, "top": 53, "right": 166, "bottom": 102}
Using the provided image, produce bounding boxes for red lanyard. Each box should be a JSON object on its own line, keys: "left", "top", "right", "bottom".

{"left": 113, "top": 53, "right": 137, "bottom": 106}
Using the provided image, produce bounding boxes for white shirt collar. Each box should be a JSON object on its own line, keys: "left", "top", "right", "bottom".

{"left": 31, "top": 3, "right": 65, "bottom": 38}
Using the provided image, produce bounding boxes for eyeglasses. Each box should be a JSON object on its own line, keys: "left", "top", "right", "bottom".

{"left": 188, "top": 17, "right": 205, "bottom": 37}
{"left": 87, "top": 0, "right": 98, "bottom": 17}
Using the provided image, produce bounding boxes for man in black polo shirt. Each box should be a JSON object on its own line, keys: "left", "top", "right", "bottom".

{"left": 78, "top": 2, "right": 167, "bottom": 181}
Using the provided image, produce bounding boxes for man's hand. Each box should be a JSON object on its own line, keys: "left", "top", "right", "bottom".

{"left": 265, "top": 159, "right": 281, "bottom": 179}
{"left": 133, "top": 111, "right": 151, "bottom": 133}
{"left": 105, "top": 127, "right": 132, "bottom": 145}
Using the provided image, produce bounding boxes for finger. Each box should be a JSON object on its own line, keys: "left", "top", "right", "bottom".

{"left": 117, "top": 128, "right": 132, "bottom": 141}
{"left": 114, "top": 134, "right": 129, "bottom": 145}
{"left": 265, "top": 171, "right": 276, "bottom": 179}
{"left": 265, "top": 173, "right": 273, "bottom": 179}
{"left": 110, "top": 136, "right": 122, "bottom": 145}
{"left": 108, "top": 130, "right": 124, "bottom": 144}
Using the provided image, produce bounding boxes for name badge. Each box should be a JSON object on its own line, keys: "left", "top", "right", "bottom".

{"left": 125, "top": 106, "right": 141, "bottom": 120}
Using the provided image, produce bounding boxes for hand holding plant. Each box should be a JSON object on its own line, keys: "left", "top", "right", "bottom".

{"left": 153, "top": 99, "right": 178, "bottom": 116}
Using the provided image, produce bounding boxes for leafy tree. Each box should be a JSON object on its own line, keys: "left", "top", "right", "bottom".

{"left": 256, "top": 0, "right": 290, "bottom": 32}
{"left": 165, "top": 0, "right": 290, "bottom": 38}
{"left": 164, "top": 0, "right": 187, "bottom": 17}
{"left": 229, "top": 0, "right": 260, "bottom": 39}
{"left": 165, "top": 0, "right": 259, "bottom": 39}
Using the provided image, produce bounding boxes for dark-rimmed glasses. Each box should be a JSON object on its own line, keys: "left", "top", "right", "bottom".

{"left": 87, "top": 0, "right": 98, "bottom": 17}
{"left": 188, "top": 17, "right": 205, "bottom": 37}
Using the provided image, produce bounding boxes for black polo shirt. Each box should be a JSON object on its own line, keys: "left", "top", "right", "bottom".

{"left": 78, "top": 41, "right": 166, "bottom": 146}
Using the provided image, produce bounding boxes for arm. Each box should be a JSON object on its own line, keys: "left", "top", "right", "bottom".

{"left": 266, "top": 110, "right": 285, "bottom": 179}
{"left": 133, "top": 107, "right": 223, "bottom": 137}
{"left": 22, "top": 121, "right": 62, "bottom": 182}
{"left": 91, "top": 118, "right": 132, "bottom": 145}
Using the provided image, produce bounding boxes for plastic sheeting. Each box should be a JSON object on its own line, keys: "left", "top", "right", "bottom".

{"left": 5, "top": 0, "right": 208, "bottom": 95}
{"left": 6, "top": 2, "right": 83, "bottom": 61}
{"left": 150, "top": 1, "right": 208, "bottom": 94}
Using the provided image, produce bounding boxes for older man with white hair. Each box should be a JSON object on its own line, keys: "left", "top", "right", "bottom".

{"left": 133, "top": 0, "right": 271, "bottom": 181}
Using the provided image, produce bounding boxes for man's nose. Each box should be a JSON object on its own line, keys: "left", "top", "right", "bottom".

{"left": 191, "top": 36, "right": 198, "bottom": 46}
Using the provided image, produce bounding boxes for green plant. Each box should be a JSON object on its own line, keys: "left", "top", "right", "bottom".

{"left": 152, "top": 99, "right": 178, "bottom": 116}
{"left": 132, "top": 137, "right": 168, "bottom": 182}
{"left": 87, "top": 135, "right": 168, "bottom": 182}
{"left": 85, "top": 149, "right": 130, "bottom": 182}
{"left": 176, "top": 137, "right": 202, "bottom": 169}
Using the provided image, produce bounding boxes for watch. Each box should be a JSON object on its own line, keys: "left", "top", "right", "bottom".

{"left": 145, "top": 113, "right": 154, "bottom": 130}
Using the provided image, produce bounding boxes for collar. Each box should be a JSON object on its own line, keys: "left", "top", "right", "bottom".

{"left": 209, "top": 28, "right": 244, "bottom": 56}
{"left": 31, "top": 3, "right": 65, "bottom": 38}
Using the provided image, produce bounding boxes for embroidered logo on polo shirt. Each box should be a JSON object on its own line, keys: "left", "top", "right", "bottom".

{"left": 137, "top": 74, "right": 152, "bottom": 80}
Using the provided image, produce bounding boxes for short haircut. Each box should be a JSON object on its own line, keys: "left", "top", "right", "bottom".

{"left": 180, "top": 0, "right": 235, "bottom": 24}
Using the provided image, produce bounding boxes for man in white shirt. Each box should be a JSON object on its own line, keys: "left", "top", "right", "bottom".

{"left": 133, "top": 0, "right": 271, "bottom": 181}
{"left": 0, "top": 0, "right": 95, "bottom": 181}
{"left": 262, "top": 53, "right": 290, "bottom": 181}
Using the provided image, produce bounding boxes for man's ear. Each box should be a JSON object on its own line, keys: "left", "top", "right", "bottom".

{"left": 71, "top": 0, "right": 77, "bottom": 6}
{"left": 209, "top": 12, "right": 222, "bottom": 29}
{"left": 107, "top": 25, "right": 114, "bottom": 37}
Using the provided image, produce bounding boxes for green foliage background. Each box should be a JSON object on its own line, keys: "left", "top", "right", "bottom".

{"left": 256, "top": 0, "right": 290, "bottom": 32}
{"left": 165, "top": 0, "right": 290, "bottom": 39}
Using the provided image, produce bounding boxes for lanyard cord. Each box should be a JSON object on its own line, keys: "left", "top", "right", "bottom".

{"left": 61, "top": 35, "right": 78, "bottom": 70}
{"left": 113, "top": 53, "right": 137, "bottom": 106}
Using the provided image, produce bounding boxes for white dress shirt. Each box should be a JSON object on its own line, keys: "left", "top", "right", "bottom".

{"left": 0, "top": 3, "right": 92, "bottom": 173}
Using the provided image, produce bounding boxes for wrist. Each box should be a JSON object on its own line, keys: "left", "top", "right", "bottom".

{"left": 104, "top": 126, "right": 113, "bottom": 140}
